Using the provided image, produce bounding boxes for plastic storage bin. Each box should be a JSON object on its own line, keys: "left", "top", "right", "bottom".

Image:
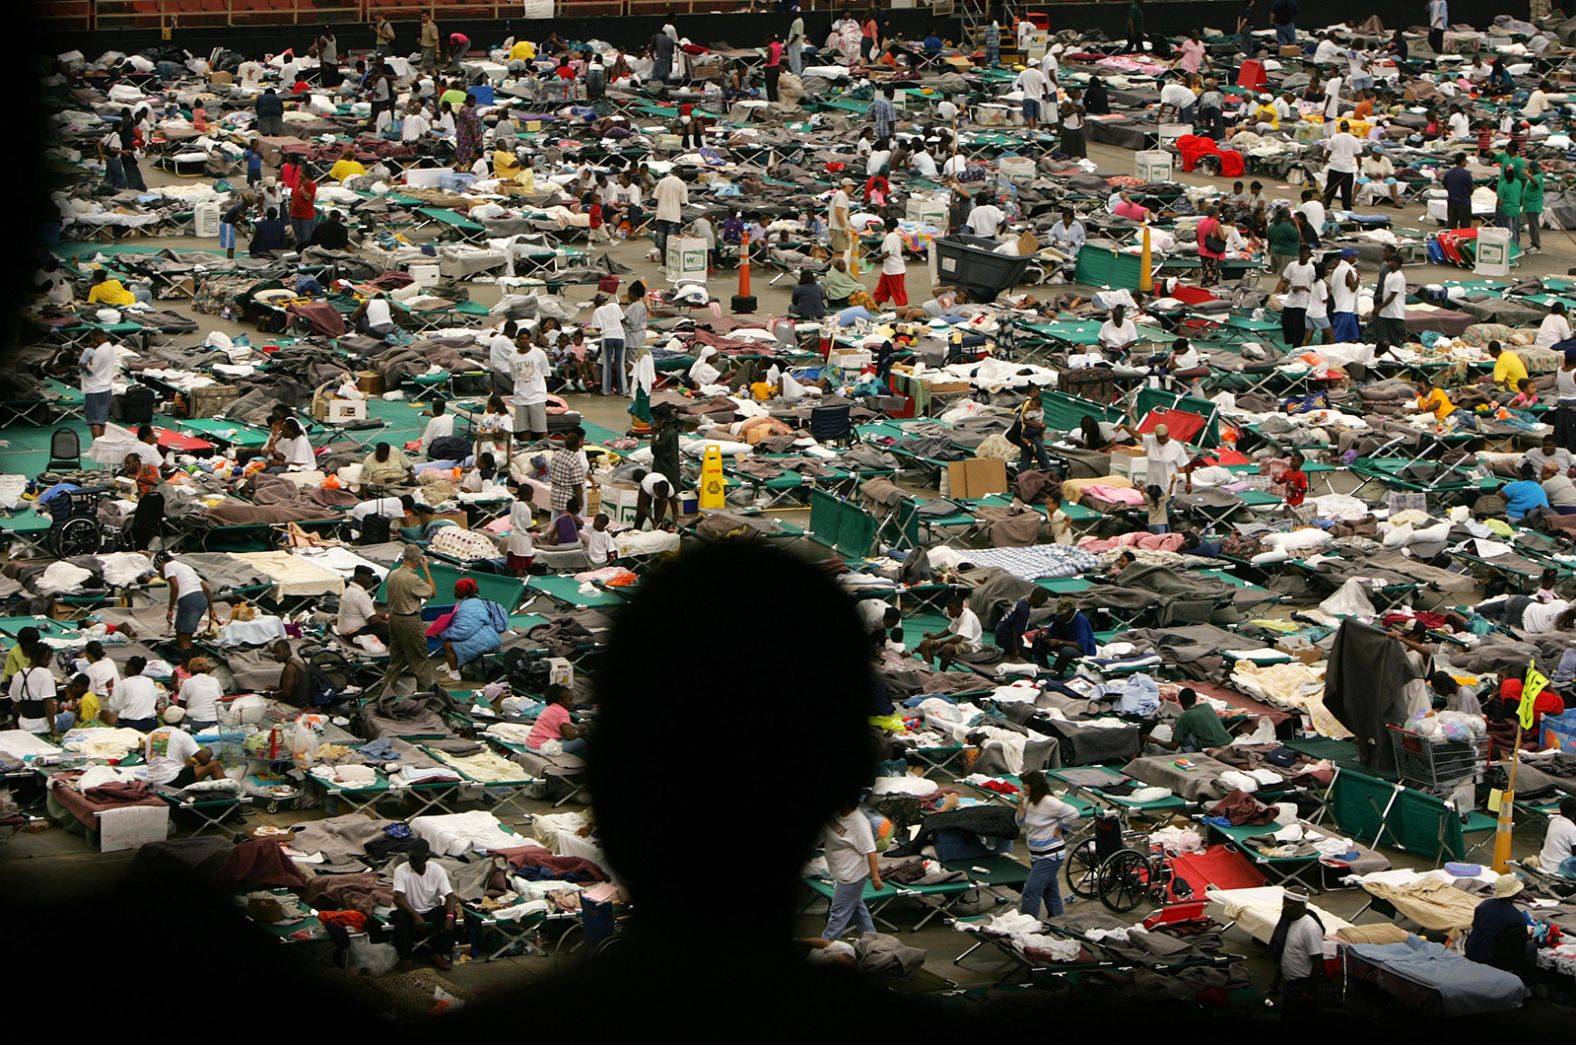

{"left": 1135, "top": 150, "right": 1174, "bottom": 182}
{"left": 1474, "top": 226, "right": 1512, "bottom": 276}
{"left": 934, "top": 236, "right": 1032, "bottom": 301}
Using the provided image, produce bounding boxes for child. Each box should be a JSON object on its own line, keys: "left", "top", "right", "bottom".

{"left": 721, "top": 209, "right": 745, "bottom": 246}
{"left": 1045, "top": 488, "right": 1073, "bottom": 545}
{"left": 1145, "top": 483, "right": 1170, "bottom": 534}
{"left": 1510, "top": 377, "right": 1539, "bottom": 410}
{"left": 1282, "top": 451, "right": 1309, "bottom": 513}
{"left": 567, "top": 329, "right": 597, "bottom": 391}
{"left": 584, "top": 193, "right": 609, "bottom": 244}
{"left": 1535, "top": 567, "right": 1560, "bottom": 603}
{"left": 244, "top": 145, "right": 263, "bottom": 186}
{"left": 583, "top": 512, "right": 615, "bottom": 566}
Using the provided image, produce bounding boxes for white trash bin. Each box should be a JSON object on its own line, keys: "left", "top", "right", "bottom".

{"left": 1474, "top": 225, "right": 1512, "bottom": 276}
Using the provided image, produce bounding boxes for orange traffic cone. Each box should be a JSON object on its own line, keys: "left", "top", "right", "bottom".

{"left": 732, "top": 230, "right": 756, "bottom": 314}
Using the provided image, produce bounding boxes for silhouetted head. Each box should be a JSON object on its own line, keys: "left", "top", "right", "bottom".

{"left": 588, "top": 543, "right": 875, "bottom": 940}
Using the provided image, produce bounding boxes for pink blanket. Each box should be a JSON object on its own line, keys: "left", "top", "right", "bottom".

{"left": 1078, "top": 532, "right": 1186, "bottom": 553}
{"left": 1083, "top": 484, "right": 1146, "bottom": 506}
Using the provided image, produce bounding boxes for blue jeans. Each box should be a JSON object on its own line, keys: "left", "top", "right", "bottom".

{"left": 1020, "top": 853, "right": 1065, "bottom": 918}
{"left": 601, "top": 338, "right": 627, "bottom": 396}
{"left": 822, "top": 877, "right": 876, "bottom": 938}
{"left": 123, "top": 156, "right": 146, "bottom": 191}
{"left": 561, "top": 737, "right": 587, "bottom": 754}
{"left": 1276, "top": 23, "right": 1296, "bottom": 45}
{"left": 1019, "top": 434, "right": 1052, "bottom": 472}
{"left": 104, "top": 155, "right": 127, "bottom": 189}
{"left": 1500, "top": 212, "right": 1523, "bottom": 245}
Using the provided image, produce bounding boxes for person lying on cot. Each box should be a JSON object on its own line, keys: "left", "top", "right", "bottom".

{"left": 915, "top": 596, "right": 981, "bottom": 672}
{"left": 526, "top": 684, "right": 585, "bottom": 754}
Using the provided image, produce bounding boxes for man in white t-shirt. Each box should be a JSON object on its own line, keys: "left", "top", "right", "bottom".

{"left": 965, "top": 197, "right": 1007, "bottom": 238}
{"left": 488, "top": 321, "right": 518, "bottom": 395}
{"left": 918, "top": 596, "right": 982, "bottom": 671}
{"left": 337, "top": 566, "right": 389, "bottom": 642}
{"left": 1539, "top": 797, "right": 1576, "bottom": 877}
{"left": 1120, "top": 422, "right": 1194, "bottom": 495}
{"left": 1374, "top": 255, "right": 1409, "bottom": 350}
{"left": 1098, "top": 304, "right": 1139, "bottom": 357}
{"left": 142, "top": 722, "right": 225, "bottom": 787}
{"left": 1278, "top": 891, "right": 1331, "bottom": 1017}
{"left": 1321, "top": 123, "right": 1362, "bottom": 210}
{"left": 1329, "top": 248, "right": 1362, "bottom": 343}
{"left": 1277, "top": 245, "right": 1317, "bottom": 347}
{"left": 79, "top": 332, "right": 117, "bottom": 438}
{"left": 820, "top": 803, "right": 883, "bottom": 939}
{"left": 828, "top": 178, "right": 854, "bottom": 259}
{"left": 632, "top": 468, "right": 681, "bottom": 531}
{"left": 1159, "top": 80, "right": 1196, "bottom": 124}
{"left": 1536, "top": 303, "right": 1573, "bottom": 348}
{"left": 653, "top": 170, "right": 688, "bottom": 258}
{"left": 1321, "top": 74, "right": 1343, "bottom": 136}
{"left": 353, "top": 292, "right": 396, "bottom": 337}
{"left": 856, "top": 598, "right": 900, "bottom": 638}
{"left": 510, "top": 339, "right": 551, "bottom": 440}
{"left": 1014, "top": 64, "right": 1048, "bottom": 129}
{"left": 163, "top": 555, "right": 214, "bottom": 649}
{"left": 393, "top": 839, "right": 459, "bottom": 970}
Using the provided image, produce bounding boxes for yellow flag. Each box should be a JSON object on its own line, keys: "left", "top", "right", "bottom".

{"left": 1521, "top": 661, "right": 1550, "bottom": 731}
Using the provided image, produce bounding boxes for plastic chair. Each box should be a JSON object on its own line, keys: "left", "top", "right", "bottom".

{"left": 46, "top": 426, "right": 80, "bottom": 471}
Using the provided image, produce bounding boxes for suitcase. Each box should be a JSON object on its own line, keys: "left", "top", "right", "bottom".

{"left": 119, "top": 385, "right": 157, "bottom": 425}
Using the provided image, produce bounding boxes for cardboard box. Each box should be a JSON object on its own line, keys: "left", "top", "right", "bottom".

{"left": 1279, "top": 44, "right": 1302, "bottom": 57}
{"left": 97, "top": 804, "right": 168, "bottom": 853}
{"left": 546, "top": 657, "right": 574, "bottom": 688}
{"left": 1107, "top": 446, "right": 1149, "bottom": 485}
{"left": 208, "top": 70, "right": 233, "bottom": 86}
{"left": 946, "top": 458, "right": 1007, "bottom": 499}
{"left": 355, "top": 370, "right": 384, "bottom": 395}
{"left": 326, "top": 399, "right": 367, "bottom": 424}
{"left": 600, "top": 481, "right": 641, "bottom": 526}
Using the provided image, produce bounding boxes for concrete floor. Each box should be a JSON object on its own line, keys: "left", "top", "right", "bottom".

{"left": 6, "top": 134, "right": 1574, "bottom": 1014}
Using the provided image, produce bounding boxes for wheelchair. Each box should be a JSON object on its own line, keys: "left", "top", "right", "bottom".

{"left": 48, "top": 487, "right": 110, "bottom": 558}
{"left": 1065, "top": 812, "right": 1194, "bottom": 913}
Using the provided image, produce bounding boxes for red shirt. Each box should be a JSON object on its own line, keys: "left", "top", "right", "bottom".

{"left": 1283, "top": 468, "right": 1308, "bottom": 507}
{"left": 767, "top": 41, "right": 784, "bottom": 67}
{"left": 289, "top": 179, "right": 317, "bottom": 220}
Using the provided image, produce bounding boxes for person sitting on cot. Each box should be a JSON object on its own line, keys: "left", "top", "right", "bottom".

{"left": 915, "top": 596, "right": 982, "bottom": 672}
{"left": 525, "top": 683, "right": 585, "bottom": 753}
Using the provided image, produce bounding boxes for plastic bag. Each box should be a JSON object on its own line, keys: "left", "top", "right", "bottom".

{"left": 291, "top": 716, "right": 318, "bottom": 770}
{"left": 346, "top": 936, "right": 398, "bottom": 977}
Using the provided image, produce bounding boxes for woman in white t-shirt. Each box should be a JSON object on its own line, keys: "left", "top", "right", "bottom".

{"left": 11, "top": 644, "right": 60, "bottom": 734}
{"left": 1305, "top": 258, "right": 1333, "bottom": 345}
{"left": 267, "top": 418, "right": 315, "bottom": 471}
{"left": 177, "top": 657, "right": 224, "bottom": 729}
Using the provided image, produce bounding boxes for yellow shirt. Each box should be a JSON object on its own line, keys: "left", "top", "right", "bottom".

{"left": 2, "top": 643, "right": 27, "bottom": 682}
{"left": 749, "top": 381, "right": 775, "bottom": 401}
{"left": 493, "top": 150, "right": 524, "bottom": 179}
{"left": 328, "top": 159, "right": 366, "bottom": 183}
{"left": 87, "top": 279, "right": 135, "bottom": 307}
{"left": 1254, "top": 104, "right": 1279, "bottom": 130}
{"left": 509, "top": 40, "right": 536, "bottom": 61}
{"left": 78, "top": 692, "right": 103, "bottom": 727}
{"left": 1493, "top": 350, "right": 1529, "bottom": 391}
{"left": 1417, "top": 389, "right": 1457, "bottom": 421}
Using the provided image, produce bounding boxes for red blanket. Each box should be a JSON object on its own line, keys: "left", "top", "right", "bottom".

{"left": 1175, "top": 135, "right": 1245, "bottom": 177}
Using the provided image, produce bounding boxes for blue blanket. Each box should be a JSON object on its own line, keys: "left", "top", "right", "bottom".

{"left": 1346, "top": 936, "right": 1527, "bottom": 1017}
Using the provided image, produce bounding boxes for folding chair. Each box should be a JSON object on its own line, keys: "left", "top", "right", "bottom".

{"left": 811, "top": 404, "right": 854, "bottom": 446}
{"left": 47, "top": 426, "right": 81, "bottom": 471}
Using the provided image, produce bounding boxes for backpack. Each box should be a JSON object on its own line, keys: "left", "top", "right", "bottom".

{"left": 307, "top": 663, "right": 339, "bottom": 707}
{"left": 428, "top": 435, "right": 471, "bottom": 461}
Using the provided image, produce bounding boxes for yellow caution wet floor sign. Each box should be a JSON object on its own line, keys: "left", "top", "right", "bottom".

{"left": 699, "top": 445, "right": 726, "bottom": 509}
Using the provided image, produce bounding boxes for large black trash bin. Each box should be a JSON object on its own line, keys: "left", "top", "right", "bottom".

{"left": 933, "top": 235, "right": 1032, "bottom": 302}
